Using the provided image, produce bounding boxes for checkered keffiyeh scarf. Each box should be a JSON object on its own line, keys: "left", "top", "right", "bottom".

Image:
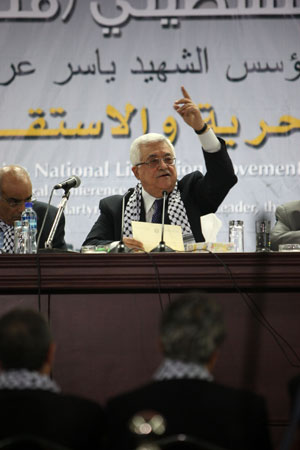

{"left": 0, "top": 220, "right": 14, "bottom": 253}
{"left": 123, "top": 182, "right": 192, "bottom": 238}
{"left": 153, "top": 359, "right": 213, "bottom": 381}
{"left": 0, "top": 369, "right": 60, "bottom": 393}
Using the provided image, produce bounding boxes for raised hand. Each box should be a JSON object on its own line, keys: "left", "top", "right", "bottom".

{"left": 173, "top": 86, "right": 205, "bottom": 132}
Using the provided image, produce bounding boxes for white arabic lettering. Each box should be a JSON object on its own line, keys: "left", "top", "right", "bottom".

{"left": 0, "top": 0, "right": 60, "bottom": 19}
{"left": 90, "top": 0, "right": 300, "bottom": 29}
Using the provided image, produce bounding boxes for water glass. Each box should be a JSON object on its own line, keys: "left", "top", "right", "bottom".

{"left": 256, "top": 220, "right": 271, "bottom": 252}
{"left": 229, "top": 220, "right": 244, "bottom": 252}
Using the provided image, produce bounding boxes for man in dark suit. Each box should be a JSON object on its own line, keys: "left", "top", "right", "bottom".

{"left": 83, "top": 86, "right": 237, "bottom": 251}
{"left": 0, "top": 308, "right": 106, "bottom": 449}
{"left": 270, "top": 200, "right": 300, "bottom": 251}
{"left": 106, "top": 292, "right": 272, "bottom": 450}
{"left": 0, "top": 165, "right": 66, "bottom": 252}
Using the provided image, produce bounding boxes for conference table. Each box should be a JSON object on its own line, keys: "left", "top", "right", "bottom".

{"left": 0, "top": 250, "right": 300, "bottom": 449}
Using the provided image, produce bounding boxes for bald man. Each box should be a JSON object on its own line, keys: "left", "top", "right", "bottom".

{"left": 0, "top": 165, "right": 66, "bottom": 252}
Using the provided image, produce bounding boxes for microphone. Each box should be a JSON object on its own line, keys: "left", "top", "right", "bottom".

{"left": 151, "top": 190, "right": 175, "bottom": 253}
{"left": 54, "top": 175, "right": 81, "bottom": 191}
{"left": 109, "top": 189, "right": 132, "bottom": 253}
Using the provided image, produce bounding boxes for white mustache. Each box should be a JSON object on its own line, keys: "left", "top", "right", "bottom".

{"left": 156, "top": 170, "right": 171, "bottom": 177}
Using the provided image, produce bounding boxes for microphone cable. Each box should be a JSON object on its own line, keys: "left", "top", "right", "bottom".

{"left": 35, "top": 251, "right": 42, "bottom": 313}
{"left": 35, "top": 188, "right": 55, "bottom": 313}
{"left": 209, "top": 250, "right": 300, "bottom": 368}
{"left": 36, "top": 188, "right": 55, "bottom": 251}
{"left": 146, "top": 251, "right": 164, "bottom": 312}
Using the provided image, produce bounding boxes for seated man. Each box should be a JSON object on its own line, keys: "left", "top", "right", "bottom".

{"left": 0, "top": 165, "right": 66, "bottom": 252}
{"left": 0, "top": 308, "right": 106, "bottom": 449}
{"left": 83, "top": 86, "right": 237, "bottom": 251}
{"left": 270, "top": 200, "right": 300, "bottom": 250}
{"left": 106, "top": 292, "right": 272, "bottom": 450}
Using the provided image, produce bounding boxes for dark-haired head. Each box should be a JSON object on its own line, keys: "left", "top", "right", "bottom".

{"left": 0, "top": 309, "right": 53, "bottom": 372}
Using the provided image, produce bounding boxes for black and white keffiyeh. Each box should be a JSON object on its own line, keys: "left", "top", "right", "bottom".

{"left": 153, "top": 358, "right": 213, "bottom": 382}
{"left": 0, "top": 220, "right": 14, "bottom": 253}
{"left": 0, "top": 369, "right": 60, "bottom": 393}
{"left": 123, "top": 182, "right": 192, "bottom": 238}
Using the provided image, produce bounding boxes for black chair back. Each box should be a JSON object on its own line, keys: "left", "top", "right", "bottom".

{"left": 0, "top": 435, "right": 72, "bottom": 450}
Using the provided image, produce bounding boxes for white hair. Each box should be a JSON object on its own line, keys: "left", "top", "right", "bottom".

{"left": 130, "top": 133, "right": 176, "bottom": 166}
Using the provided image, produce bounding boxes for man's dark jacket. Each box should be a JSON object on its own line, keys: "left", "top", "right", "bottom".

{"left": 106, "top": 378, "right": 272, "bottom": 450}
{"left": 33, "top": 201, "right": 66, "bottom": 250}
{"left": 0, "top": 389, "right": 106, "bottom": 449}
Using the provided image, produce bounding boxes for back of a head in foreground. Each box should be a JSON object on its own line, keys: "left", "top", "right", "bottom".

{"left": 0, "top": 309, "right": 52, "bottom": 371}
{"left": 160, "top": 292, "right": 226, "bottom": 365}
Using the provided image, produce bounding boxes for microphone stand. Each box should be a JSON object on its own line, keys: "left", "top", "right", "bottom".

{"left": 109, "top": 190, "right": 131, "bottom": 253}
{"left": 151, "top": 191, "right": 175, "bottom": 253}
{"left": 44, "top": 190, "right": 70, "bottom": 249}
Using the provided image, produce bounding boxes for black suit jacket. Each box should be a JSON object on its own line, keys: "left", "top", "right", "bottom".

{"left": 83, "top": 139, "right": 237, "bottom": 246}
{"left": 0, "top": 389, "right": 106, "bottom": 449}
{"left": 279, "top": 374, "right": 300, "bottom": 450}
{"left": 106, "top": 378, "right": 272, "bottom": 450}
{"left": 33, "top": 201, "right": 66, "bottom": 250}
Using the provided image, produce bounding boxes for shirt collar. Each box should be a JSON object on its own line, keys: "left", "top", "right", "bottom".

{"left": 142, "top": 187, "right": 160, "bottom": 215}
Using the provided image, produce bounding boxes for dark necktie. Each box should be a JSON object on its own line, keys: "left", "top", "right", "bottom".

{"left": 151, "top": 198, "right": 163, "bottom": 223}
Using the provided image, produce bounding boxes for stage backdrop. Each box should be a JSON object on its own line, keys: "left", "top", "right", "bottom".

{"left": 0, "top": 0, "right": 299, "bottom": 251}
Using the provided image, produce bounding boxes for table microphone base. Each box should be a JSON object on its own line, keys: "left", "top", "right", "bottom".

{"left": 38, "top": 248, "right": 73, "bottom": 253}
{"left": 150, "top": 242, "right": 175, "bottom": 253}
{"left": 109, "top": 241, "right": 131, "bottom": 253}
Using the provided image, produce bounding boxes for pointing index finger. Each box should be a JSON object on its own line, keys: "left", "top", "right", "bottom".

{"left": 181, "top": 86, "right": 191, "bottom": 99}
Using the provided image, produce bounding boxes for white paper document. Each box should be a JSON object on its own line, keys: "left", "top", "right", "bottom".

{"left": 132, "top": 221, "right": 184, "bottom": 252}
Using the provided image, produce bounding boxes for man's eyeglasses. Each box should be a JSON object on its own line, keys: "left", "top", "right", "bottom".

{"left": 136, "top": 156, "right": 176, "bottom": 169}
{"left": 1, "top": 196, "right": 33, "bottom": 208}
